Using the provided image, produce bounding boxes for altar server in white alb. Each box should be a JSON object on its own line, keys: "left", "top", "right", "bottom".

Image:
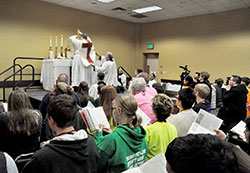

{"left": 70, "top": 30, "right": 96, "bottom": 86}
{"left": 91, "top": 52, "right": 120, "bottom": 86}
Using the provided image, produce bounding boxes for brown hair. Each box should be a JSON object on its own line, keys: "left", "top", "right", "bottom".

{"left": 101, "top": 86, "right": 118, "bottom": 121}
{"left": 114, "top": 94, "right": 142, "bottom": 130}
{"left": 77, "top": 81, "right": 90, "bottom": 107}
{"left": 7, "top": 88, "right": 38, "bottom": 135}
{"left": 53, "top": 82, "right": 74, "bottom": 96}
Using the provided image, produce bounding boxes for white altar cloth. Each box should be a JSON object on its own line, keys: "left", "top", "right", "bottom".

{"left": 40, "top": 59, "right": 72, "bottom": 90}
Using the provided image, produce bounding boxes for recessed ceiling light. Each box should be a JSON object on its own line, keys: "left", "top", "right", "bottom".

{"left": 133, "top": 6, "right": 162, "bottom": 14}
{"left": 97, "top": 0, "right": 115, "bottom": 3}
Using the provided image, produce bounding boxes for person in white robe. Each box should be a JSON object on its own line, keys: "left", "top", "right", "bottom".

{"left": 91, "top": 52, "right": 120, "bottom": 86}
{"left": 118, "top": 67, "right": 127, "bottom": 88}
{"left": 70, "top": 30, "right": 96, "bottom": 87}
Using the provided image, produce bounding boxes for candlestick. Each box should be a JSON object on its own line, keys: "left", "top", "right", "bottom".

{"left": 61, "top": 35, "right": 63, "bottom": 47}
{"left": 55, "top": 36, "right": 57, "bottom": 47}
{"left": 49, "top": 36, "right": 52, "bottom": 47}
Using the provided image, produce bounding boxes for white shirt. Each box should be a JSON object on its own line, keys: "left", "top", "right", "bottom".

{"left": 168, "top": 109, "right": 198, "bottom": 137}
{"left": 118, "top": 73, "right": 126, "bottom": 87}
{"left": 149, "top": 79, "right": 157, "bottom": 87}
{"left": 95, "top": 56, "right": 120, "bottom": 86}
{"left": 89, "top": 83, "right": 99, "bottom": 100}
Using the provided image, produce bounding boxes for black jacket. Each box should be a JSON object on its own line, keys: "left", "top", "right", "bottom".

{"left": 22, "top": 131, "right": 99, "bottom": 173}
{"left": 218, "top": 84, "right": 248, "bottom": 122}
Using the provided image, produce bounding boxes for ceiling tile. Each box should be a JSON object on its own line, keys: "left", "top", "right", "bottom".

{"left": 40, "top": 0, "right": 249, "bottom": 23}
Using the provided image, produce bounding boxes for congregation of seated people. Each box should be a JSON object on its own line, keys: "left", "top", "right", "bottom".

{"left": 1, "top": 68, "right": 250, "bottom": 173}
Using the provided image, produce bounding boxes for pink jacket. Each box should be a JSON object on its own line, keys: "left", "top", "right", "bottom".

{"left": 134, "top": 91, "right": 156, "bottom": 124}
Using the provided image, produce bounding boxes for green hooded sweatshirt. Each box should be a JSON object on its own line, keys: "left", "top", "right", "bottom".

{"left": 95, "top": 125, "right": 148, "bottom": 173}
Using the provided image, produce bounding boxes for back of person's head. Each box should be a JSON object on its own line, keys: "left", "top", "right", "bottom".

{"left": 215, "top": 78, "right": 224, "bottom": 88}
{"left": 152, "top": 94, "right": 173, "bottom": 121}
{"left": 166, "top": 134, "right": 238, "bottom": 173}
{"left": 232, "top": 144, "right": 250, "bottom": 173}
{"left": 97, "top": 72, "right": 105, "bottom": 81}
{"left": 152, "top": 83, "right": 164, "bottom": 94}
{"left": 200, "top": 71, "right": 210, "bottom": 80}
{"left": 77, "top": 81, "right": 89, "bottom": 107}
{"left": 136, "top": 69, "right": 143, "bottom": 75}
{"left": 7, "top": 88, "right": 37, "bottom": 135}
{"left": 241, "top": 77, "right": 250, "bottom": 86}
{"left": 231, "top": 75, "right": 241, "bottom": 85}
{"left": 137, "top": 72, "right": 150, "bottom": 84}
{"left": 48, "top": 94, "right": 78, "bottom": 128}
{"left": 57, "top": 73, "right": 69, "bottom": 84}
{"left": 81, "top": 33, "right": 88, "bottom": 39}
{"left": 177, "top": 88, "right": 196, "bottom": 110}
{"left": 194, "top": 84, "right": 210, "bottom": 99}
{"left": 101, "top": 86, "right": 118, "bottom": 121}
{"left": 113, "top": 94, "right": 142, "bottom": 130}
{"left": 131, "top": 78, "right": 146, "bottom": 92}
{"left": 97, "top": 84, "right": 105, "bottom": 95}
{"left": 184, "top": 75, "right": 194, "bottom": 83}
{"left": 77, "top": 81, "right": 89, "bottom": 95}
{"left": 53, "top": 82, "right": 74, "bottom": 96}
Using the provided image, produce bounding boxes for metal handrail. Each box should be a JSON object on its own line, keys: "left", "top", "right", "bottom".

{"left": 2, "top": 64, "right": 35, "bottom": 102}
{"left": 13, "top": 57, "right": 44, "bottom": 88}
{"left": 118, "top": 66, "right": 132, "bottom": 80}
{"left": 0, "top": 64, "right": 22, "bottom": 79}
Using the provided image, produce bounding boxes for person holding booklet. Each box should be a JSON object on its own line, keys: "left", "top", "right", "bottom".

{"left": 144, "top": 94, "right": 177, "bottom": 161}
{"left": 215, "top": 116, "right": 250, "bottom": 155}
{"left": 23, "top": 94, "right": 99, "bottom": 173}
{"left": 168, "top": 88, "right": 198, "bottom": 136}
{"left": 95, "top": 94, "right": 148, "bottom": 173}
{"left": 100, "top": 86, "right": 118, "bottom": 131}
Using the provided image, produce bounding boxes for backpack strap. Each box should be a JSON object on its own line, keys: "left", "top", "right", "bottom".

{"left": 0, "top": 152, "right": 7, "bottom": 173}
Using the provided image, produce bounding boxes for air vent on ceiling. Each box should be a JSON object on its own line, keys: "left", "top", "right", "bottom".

{"left": 130, "top": 14, "right": 147, "bottom": 18}
{"left": 112, "top": 7, "right": 126, "bottom": 11}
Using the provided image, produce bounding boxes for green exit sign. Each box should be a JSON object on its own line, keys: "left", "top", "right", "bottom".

{"left": 147, "top": 44, "right": 154, "bottom": 49}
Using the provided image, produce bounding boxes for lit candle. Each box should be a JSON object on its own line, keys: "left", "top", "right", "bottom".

{"left": 61, "top": 35, "right": 63, "bottom": 47}
{"left": 55, "top": 36, "right": 57, "bottom": 47}
{"left": 49, "top": 36, "right": 52, "bottom": 47}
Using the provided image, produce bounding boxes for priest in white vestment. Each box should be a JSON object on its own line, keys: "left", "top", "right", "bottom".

{"left": 70, "top": 30, "right": 96, "bottom": 86}
{"left": 91, "top": 52, "right": 120, "bottom": 87}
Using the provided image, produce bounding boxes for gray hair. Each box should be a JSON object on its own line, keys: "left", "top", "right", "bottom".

{"left": 131, "top": 78, "right": 146, "bottom": 92}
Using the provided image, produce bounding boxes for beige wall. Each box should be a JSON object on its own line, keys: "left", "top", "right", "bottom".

{"left": 139, "top": 8, "right": 250, "bottom": 82}
{"left": 0, "top": 0, "right": 137, "bottom": 81}
{"left": 0, "top": 0, "right": 250, "bottom": 85}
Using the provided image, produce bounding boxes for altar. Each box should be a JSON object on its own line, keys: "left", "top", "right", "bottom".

{"left": 40, "top": 59, "right": 72, "bottom": 90}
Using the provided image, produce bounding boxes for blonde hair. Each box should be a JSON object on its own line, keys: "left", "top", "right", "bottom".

{"left": 152, "top": 94, "right": 173, "bottom": 121}
{"left": 54, "top": 82, "right": 74, "bottom": 96}
{"left": 114, "top": 94, "right": 142, "bottom": 130}
{"left": 194, "top": 84, "right": 210, "bottom": 99}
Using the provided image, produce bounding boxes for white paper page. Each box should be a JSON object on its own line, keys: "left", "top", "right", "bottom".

{"left": 122, "top": 167, "right": 141, "bottom": 173}
{"left": 188, "top": 109, "right": 223, "bottom": 135}
{"left": 88, "top": 107, "right": 110, "bottom": 130}
{"left": 140, "top": 153, "right": 167, "bottom": 173}
{"left": 87, "top": 101, "right": 95, "bottom": 108}
{"left": 231, "top": 121, "right": 246, "bottom": 139}
{"left": 2, "top": 103, "right": 8, "bottom": 112}
{"left": 136, "top": 107, "right": 151, "bottom": 127}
